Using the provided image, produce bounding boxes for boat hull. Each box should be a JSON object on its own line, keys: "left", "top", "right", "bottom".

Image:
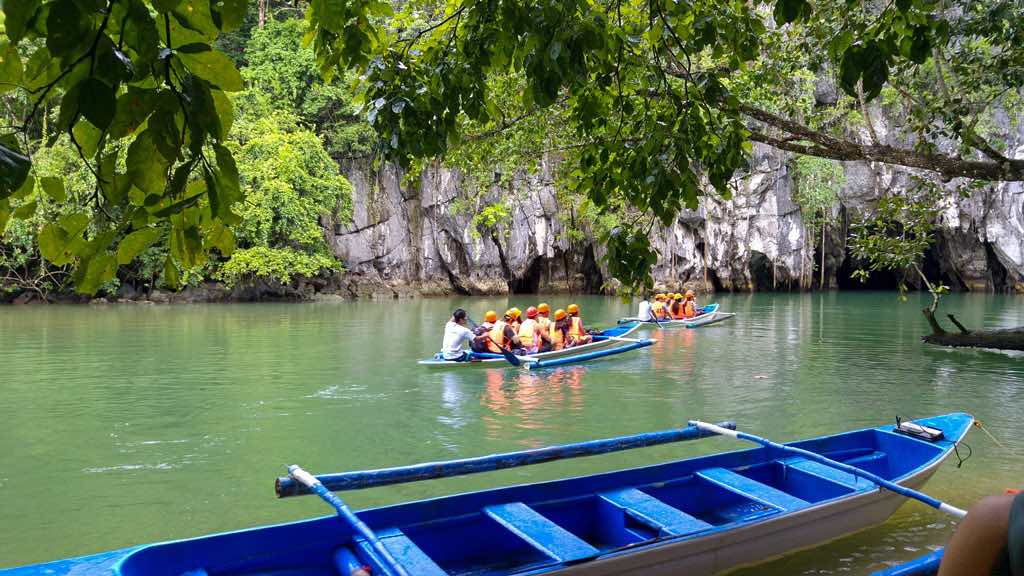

{"left": 548, "top": 456, "right": 943, "bottom": 575}
{"left": 418, "top": 322, "right": 644, "bottom": 368}
{"left": 619, "top": 304, "right": 734, "bottom": 328}
{"left": 1, "top": 414, "right": 974, "bottom": 576}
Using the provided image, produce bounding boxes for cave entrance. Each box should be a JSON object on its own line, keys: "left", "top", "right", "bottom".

{"left": 985, "top": 242, "right": 1010, "bottom": 292}
{"left": 511, "top": 257, "right": 544, "bottom": 294}
{"left": 747, "top": 251, "right": 774, "bottom": 291}
{"left": 580, "top": 245, "right": 604, "bottom": 293}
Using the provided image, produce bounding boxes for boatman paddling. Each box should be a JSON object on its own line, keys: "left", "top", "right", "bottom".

{"left": 442, "top": 308, "right": 487, "bottom": 362}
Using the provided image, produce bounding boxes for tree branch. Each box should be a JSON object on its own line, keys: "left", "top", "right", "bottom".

{"left": 741, "top": 104, "right": 1024, "bottom": 181}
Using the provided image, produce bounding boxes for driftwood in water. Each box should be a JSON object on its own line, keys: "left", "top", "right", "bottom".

{"left": 921, "top": 308, "right": 1024, "bottom": 351}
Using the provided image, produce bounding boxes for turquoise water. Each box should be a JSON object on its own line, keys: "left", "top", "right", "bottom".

{"left": 1, "top": 292, "right": 1022, "bottom": 573}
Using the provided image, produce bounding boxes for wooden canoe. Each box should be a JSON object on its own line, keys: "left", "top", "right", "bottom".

{"left": 618, "top": 303, "right": 735, "bottom": 329}
{"left": 418, "top": 321, "right": 648, "bottom": 368}
{"left": 0, "top": 413, "right": 974, "bottom": 576}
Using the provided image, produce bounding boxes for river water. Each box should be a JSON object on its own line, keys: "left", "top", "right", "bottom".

{"left": 1, "top": 292, "right": 1023, "bottom": 573}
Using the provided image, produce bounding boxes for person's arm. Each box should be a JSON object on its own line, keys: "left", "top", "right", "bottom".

{"left": 937, "top": 494, "right": 1013, "bottom": 576}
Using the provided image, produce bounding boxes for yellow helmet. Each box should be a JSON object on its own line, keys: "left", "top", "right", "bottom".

{"left": 537, "top": 302, "right": 550, "bottom": 314}
{"left": 554, "top": 308, "right": 567, "bottom": 320}
{"left": 567, "top": 303, "right": 580, "bottom": 315}
{"left": 509, "top": 307, "right": 521, "bottom": 319}
{"left": 655, "top": 293, "right": 665, "bottom": 300}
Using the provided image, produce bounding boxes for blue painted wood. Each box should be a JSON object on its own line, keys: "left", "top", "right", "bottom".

{"left": 599, "top": 488, "right": 713, "bottom": 536}
{"left": 484, "top": 503, "right": 599, "bottom": 562}
{"left": 372, "top": 529, "right": 447, "bottom": 576}
{"left": 1, "top": 413, "right": 974, "bottom": 576}
{"left": 869, "top": 549, "right": 943, "bottom": 575}
{"left": 696, "top": 467, "right": 810, "bottom": 512}
{"left": 783, "top": 458, "right": 871, "bottom": 490}
{"left": 276, "top": 421, "right": 735, "bottom": 497}
{"left": 291, "top": 466, "right": 409, "bottom": 576}
{"left": 528, "top": 338, "right": 655, "bottom": 370}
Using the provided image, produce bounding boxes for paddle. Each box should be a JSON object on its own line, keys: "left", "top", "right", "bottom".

{"left": 288, "top": 465, "right": 410, "bottom": 576}
{"left": 466, "top": 315, "right": 521, "bottom": 367}
{"left": 688, "top": 421, "right": 968, "bottom": 519}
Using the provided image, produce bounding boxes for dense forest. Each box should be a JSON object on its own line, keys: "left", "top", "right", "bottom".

{"left": 0, "top": 0, "right": 1021, "bottom": 304}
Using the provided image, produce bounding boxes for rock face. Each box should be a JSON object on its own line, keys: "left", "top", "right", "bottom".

{"left": 329, "top": 108, "right": 1024, "bottom": 296}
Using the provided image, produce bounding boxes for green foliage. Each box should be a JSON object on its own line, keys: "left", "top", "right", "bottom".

{"left": 792, "top": 156, "right": 843, "bottom": 236}
{"left": 215, "top": 246, "right": 340, "bottom": 287}
{"left": 848, "top": 179, "right": 944, "bottom": 295}
{"left": 1, "top": 0, "right": 247, "bottom": 294}
{"left": 239, "top": 17, "right": 374, "bottom": 158}
{"left": 470, "top": 201, "right": 510, "bottom": 236}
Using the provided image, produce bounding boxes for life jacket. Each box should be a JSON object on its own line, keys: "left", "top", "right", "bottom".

{"left": 670, "top": 301, "right": 685, "bottom": 320}
{"left": 537, "top": 315, "right": 551, "bottom": 331}
{"left": 651, "top": 301, "right": 666, "bottom": 319}
{"left": 550, "top": 323, "right": 566, "bottom": 350}
{"left": 488, "top": 320, "right": 509, "bottom": 353}
{"left": 569, "top": 316, "right": 585, "bottom": 338}
{"left": 684, "top": 300, "right": 696, "bottom": 318}
{"left": 518, "top": 318, "right": 537, "bottom": 347}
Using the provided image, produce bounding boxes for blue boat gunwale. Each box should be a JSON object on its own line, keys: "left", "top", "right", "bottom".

{"left": 2, "top": 413, "right": 973, "bottom": 576}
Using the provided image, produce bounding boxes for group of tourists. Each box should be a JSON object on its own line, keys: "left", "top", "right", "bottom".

{"left": 637, "top": 290, "right": 702, "bottom": 321}
{"left": 441, "top": 303, "right": 594, "bottom": 361}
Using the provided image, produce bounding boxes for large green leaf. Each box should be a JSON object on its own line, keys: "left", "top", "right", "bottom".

{"left": 46, "top": 0, "right": 91, "bottom": 59}
{"left": 40, "top": 176, "right": 66, "bottom": 201}
{"left": 38, "top": 223, "right": 72, "bottom": 264}
{"left": 212, "top": 0, "right": 246, "bottom": 31}
{"left": 0, "top": 135, "right": 31, "bottom": 198}
{"left": 773, "top": 0, "right": 811, "bottom": 25}
{"left": 116, "top": 227, "right": 163, "bottom": 264}
{"left": 177, "top": 45, "right": 242, "bottom": 91}
{"left": 0, "top": 43, "right": 24, "bottom": 93}
{"left": 75, "top": 252, "right": 117, "bottom": 294}
{"left": 126, "top": 130, "right": 171, "bottom": 195}
{"left": 71, "top": 119, "right": 104, "bottom": 158}
{"left": 163, "top": 255, "right": 180, "bottom": 289}
{"left": 171, "top": 0, "right": 219, "bottom": 42}
{"left": 3, "top": 0, "right": 41, "bottom": 44}
{"left": 108, "top": 88, "right": 160, "bottom": 138}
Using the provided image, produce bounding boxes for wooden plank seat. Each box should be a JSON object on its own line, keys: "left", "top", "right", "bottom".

{"left": 484, "top": 503, "right": 600, "bottom": 562}
{"left": 599, "top": 488, "right": 713, "bottom": 537}
{"left": 696, "top": 467, "right": 810, "bottom": 512}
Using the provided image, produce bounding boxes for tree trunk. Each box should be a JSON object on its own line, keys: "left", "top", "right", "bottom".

{"left": 921, "top": 312, "right": 1024, "bottom": 351}
{"left": 819, "top": 224, "right": 825, "bottom": 290}
{"left": 258, "top": 0, "right": 267, "bottom": 27}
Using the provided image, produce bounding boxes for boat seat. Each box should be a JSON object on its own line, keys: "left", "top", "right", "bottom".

{"left": 355, "top": 527, "right": 447, "bottom": 576}
{"left": 696, "top": 467, "right": 809, "bottom": 512}
{"left": 599, "top": 488, "right": 713, "bottom": 537}
{"left": 781, "top": 457, "right": 871, "bottom": 490}
{"left": 484, "top": 502, "right": 600, "bottom": 562}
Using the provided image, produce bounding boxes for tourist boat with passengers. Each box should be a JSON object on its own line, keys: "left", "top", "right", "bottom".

{"left": 618, "top": 303, "right": 735, "bottom": 328}
{"left": 418, "top": 320, "right": 655, "bottom": 369}
{"left": 0, "top": 413, "right": 974, "bottom": 576}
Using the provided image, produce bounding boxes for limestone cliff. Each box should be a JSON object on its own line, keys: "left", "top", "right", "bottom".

{"left": 329, "top": 108, "right": 1024, "bottom": 297}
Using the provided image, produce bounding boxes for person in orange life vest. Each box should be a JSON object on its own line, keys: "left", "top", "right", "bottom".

{"left": 507, "top": 307, "right": 522, "bottom": 331}
{"left": 487, "top": 309, "right": 522, "bottom": 354}
{"left": 471, "top": 310, "right": 498, "bottom": 352}
{"left": 565, "top": 303, "right": 593, "bottom": 346}
{"left": 517, "top": 306, "right": 552, "bottom": 354}
{"left": 652, "top": 293, "right": 669, "bottom": 319}
{"left": 669, "top": 292, "right": 686, "bottom": 319}
{"left": 683, "top": 289, "right": 699, "bottom": 318}
{"left": 549, "top": 308, "right": 570, "bottom": 350}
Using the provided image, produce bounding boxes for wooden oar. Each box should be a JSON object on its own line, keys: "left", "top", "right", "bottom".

{"left": 277, "top": 421, "right": 735, "bottom": 496}
{"left": 288, "top": 465, "right": 410, "bottom": 576}
{"left": 688, "top": 421, "right": 968, "bottom": 519}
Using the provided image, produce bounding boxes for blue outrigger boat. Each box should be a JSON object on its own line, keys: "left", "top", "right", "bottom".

{"left": 418, "top": 321, "right": 654, "bottom": 369}
{"left": 618, "top": 303, "right": 735, "bottom": 329}
{"left": 1, "top": 413, "right": 973, "bottom": 576}
{"left": 871, "top": 550, "right": 945, "bottom": 575}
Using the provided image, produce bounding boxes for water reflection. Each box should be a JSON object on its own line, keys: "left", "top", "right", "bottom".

{"left": 480, "top": 367, "right": 588, "bottom": 444}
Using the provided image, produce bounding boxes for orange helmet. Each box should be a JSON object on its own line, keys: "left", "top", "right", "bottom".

{"left": 554, "top": 308, "right": 567, "bottom": 321}
{"left": 537, "top": 302, "right": 550, "bottom": 314}
{"left": 526, "top": 306, "right": 538, "bottom": 318}
{"left": 484, "top": 310, "right": 497, "bottom": 323}
{"left": 566, "top": 303, "right": 580, "bottom": 315}
{"left": 685, "top": 289, "right": 695, "bottom": 299}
